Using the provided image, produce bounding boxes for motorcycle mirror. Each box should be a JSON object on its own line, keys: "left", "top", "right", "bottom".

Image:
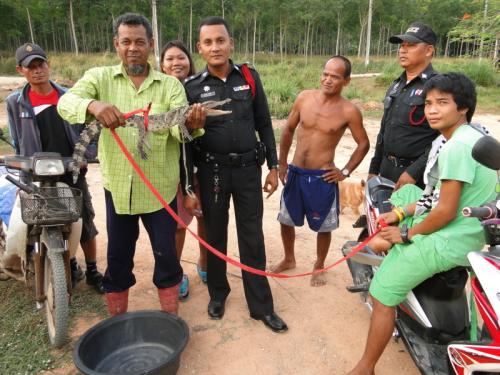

{"left": 472, "top": 136, "right": 500, "bottom": 171}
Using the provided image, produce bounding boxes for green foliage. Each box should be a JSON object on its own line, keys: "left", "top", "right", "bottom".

{"left": 377, "top": 57, "right": 500, "bottom": 89}
{"left": 0, "top": 0, "right": 491, "bottom": 58}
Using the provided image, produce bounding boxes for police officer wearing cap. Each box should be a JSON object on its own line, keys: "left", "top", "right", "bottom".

{"left": 184, "top": 16, "right": 288, "bottom": 333}
{"left": 368, "top": 22, "right": 440, "bottom": 189}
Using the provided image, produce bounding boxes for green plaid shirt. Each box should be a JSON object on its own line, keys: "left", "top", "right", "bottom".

{"left": 58, "top": 63, "right": 198, "bottom": 214}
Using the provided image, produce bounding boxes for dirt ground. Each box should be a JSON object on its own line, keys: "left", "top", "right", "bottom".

{"left": 72, "top": 113, "right": 499, "bottom": 375}
{"left": 1, "top": 77, "right": 499, "bottom": 374}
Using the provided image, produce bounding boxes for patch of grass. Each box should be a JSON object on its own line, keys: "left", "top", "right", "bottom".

{"left": 476, "top": 85, "right": 500, "bottom": 113}
{"left": 0, "top": 280, "right": 59, "bottom": 374}
{"left": 0, "top": 277, "right": 106, "bottom": 374}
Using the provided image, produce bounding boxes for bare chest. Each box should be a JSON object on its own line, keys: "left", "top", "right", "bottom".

{"left": 299, "top": 106, "right": 347, "bottom": 135}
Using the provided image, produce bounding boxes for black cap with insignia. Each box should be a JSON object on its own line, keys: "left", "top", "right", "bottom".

{"left": 15, "top": 43, "right": 47, "bottom": 67}
{"left": 389, "top": 22, "right": 437, "bottom": 45}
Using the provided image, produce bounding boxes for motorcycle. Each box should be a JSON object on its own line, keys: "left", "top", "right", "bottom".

{"left": 447, "top": 135, "right": 500, "bottom": 375}
{"left": 342, "top": 135, "right": 500, "bottom": 375}
{"left": 0, "top": 150, "right": 83, "bottom": 348}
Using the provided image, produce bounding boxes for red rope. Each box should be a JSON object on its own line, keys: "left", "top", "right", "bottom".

{"left": 111, "top": 107, "right": 387, "bottom": 278}
{"left": 409, "top": 105, "right": 426, "bottom": 126}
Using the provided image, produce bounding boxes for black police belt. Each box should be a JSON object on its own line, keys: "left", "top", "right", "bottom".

{"left": 200, "top": 149, "right": 259, "bottom": 167}
{"left": 384, "top": 153, "right": 417, "bottom": 168}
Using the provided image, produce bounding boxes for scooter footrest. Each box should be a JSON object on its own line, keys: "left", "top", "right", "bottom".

{"left": 346, "top": 283, "right": 369, "bottom": 293}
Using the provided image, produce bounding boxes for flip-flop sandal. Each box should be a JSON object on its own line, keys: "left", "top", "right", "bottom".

{"left": 178, "top": 274, "right": 189, "bottom": 301}
{"left": 197, "top": 265, "right": 207, "bottom": 284}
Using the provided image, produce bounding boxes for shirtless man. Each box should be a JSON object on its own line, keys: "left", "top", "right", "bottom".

{"left": 272, "top": 56, "right": 370, "bottom": 286}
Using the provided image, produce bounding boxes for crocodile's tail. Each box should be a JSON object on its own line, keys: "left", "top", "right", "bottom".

{"left": 71, "top": 121, "right": 102, "bottom": 183}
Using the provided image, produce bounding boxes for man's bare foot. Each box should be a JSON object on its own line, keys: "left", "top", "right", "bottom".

{"left": 270, "top": 259, "right": 296, "bottom": 273}
{"left": 310, "top": 271, "right": 327, "bottom": 287}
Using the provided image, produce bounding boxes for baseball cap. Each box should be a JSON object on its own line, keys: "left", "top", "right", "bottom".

{"left": 389, "top": 22, "right": 437, "bottom": 45}
{"left": 15, "top": 43, "right": 47, "bottom": 67}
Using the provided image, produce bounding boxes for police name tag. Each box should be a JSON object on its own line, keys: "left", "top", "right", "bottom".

{"left": 200, "top": 91, "right": 216, "bottom": 98}
{"left": 233, "top": 85, "right": 250, "bottom": 92}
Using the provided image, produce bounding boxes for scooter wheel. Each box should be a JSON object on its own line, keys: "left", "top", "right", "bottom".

{"left": 44, "top": 251, "right": 69, "bottom": 348}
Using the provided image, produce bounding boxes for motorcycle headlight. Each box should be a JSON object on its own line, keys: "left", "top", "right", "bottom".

{"left": 33, "top": 158, "right": 65, "bottom": 176}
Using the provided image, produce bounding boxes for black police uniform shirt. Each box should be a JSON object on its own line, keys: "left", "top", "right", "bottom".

{"left": 184, "top": 62, "right": 278, "bottom": 169}
{"left": 369, "top": 64, "right": 439, "bottom": 180}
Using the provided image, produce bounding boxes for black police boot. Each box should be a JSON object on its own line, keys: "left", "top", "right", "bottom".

{"left": 85, "top": 263, "right": 104, "bottom": 294}
{"left": 70, "top": 258, "right": 84, "bottom": 289}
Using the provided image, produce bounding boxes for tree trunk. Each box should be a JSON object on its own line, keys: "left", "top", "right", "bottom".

{"left": 258, "top": 18, "right": 261, "bottom": 52}
{"left": 304, "top": 20, "right": 310, "bottom": 63}
{"left": 357, "top": 22, "right": 365, "bottom": 57}
{"left": 479, "top": 0, "right": 488, "bottom": 61}
{"left": 26, "top": 7, "right": 35, "bottom": 43}
{"left": 80, "top": 21, "right": 87, "bottom": 53}
{"left": 151, "top": 0, "right": 160, "bottom": 69}
{"left": 494, "top": 38, "right": 498, "bottom": 60}
{"left": 364, "top": 0, "right": 373, "bottom": 66}
{"left": 189, "top": 1, "right": 193, "bottom": 54}
{"left": 221, "top": 0, "right": 225, "bottom": 18}
{"left": 388, "top": 28, "right": 392, "bottom": 57}
{"left": 444, "top": 35, "right": 450, "bottom": 57}
{"left": 357, "top": 10, "right": 367, "bottom": 58}
{"left": 245, "top": 21, "right": 249, "bottom": 58}
{"left": 335, "top": 11, "right": 341, "bottom": 55}
{"left": 52, "top": 18, "right": 57, "bottom": 52}
{"left": 69, "top": 0, "right": 79, "bottom": 55}
{"left": 279, "top": 16, "right": 283, "bottom": 62}
{"left": 252, "top": 12, "right": 257, "bottom": 65}
{"left": 376, "top": 24, "right": 382, "bottom": 56}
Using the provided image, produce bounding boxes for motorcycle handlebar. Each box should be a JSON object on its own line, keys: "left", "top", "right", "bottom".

{"left": 462, "top": 202, "right": 498, "bottom": 219}
{"left": 5, "top": 174, "right": 37, "bottom": 194}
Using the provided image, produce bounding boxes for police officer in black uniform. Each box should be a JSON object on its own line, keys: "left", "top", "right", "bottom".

{"left": 184, "top": 16, "right": 288, "bottom": 333}
{"left": 369, "top": 22, "right": 439, "bottom": 189}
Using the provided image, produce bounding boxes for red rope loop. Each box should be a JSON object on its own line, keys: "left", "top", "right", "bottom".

{"left": 109, "top": 111, "right": 384, "bottom": 278}
{"left": 123, "top": 102, "right": 152, "bottom": 131}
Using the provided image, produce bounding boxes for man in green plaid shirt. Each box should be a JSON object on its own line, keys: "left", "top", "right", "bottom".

{"left": 58, "top": 13, "right": 205, "bottom": 316}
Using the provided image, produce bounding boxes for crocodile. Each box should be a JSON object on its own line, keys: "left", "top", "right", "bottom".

{"left": 70, "top": 99, "right": 231, "bottom": 182}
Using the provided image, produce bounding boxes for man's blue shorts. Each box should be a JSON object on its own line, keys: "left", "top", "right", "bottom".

{"left": 277, "top": 165, "right": 339, "bottom": 232}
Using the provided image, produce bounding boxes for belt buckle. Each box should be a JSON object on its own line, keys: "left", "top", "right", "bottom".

{"left": 228, "top": 153, "right": 239, "bottom": 166}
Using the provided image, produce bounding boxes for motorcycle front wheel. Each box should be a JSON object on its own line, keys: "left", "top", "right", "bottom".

{"left": 44, "top": 249, "right": 69, "bottom": 348}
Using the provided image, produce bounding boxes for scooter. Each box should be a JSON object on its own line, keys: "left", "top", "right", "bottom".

{"left": 447, "top": 135, "right": 500, "bottom": 375}
{"left": 342, "top": 174, "right": 470, "bottom": 374}
{"left": 0, "top": 151, "right": 83, "bottom": 348}
{"left": 343, "top": 135, "right": 500, "bottom": 374}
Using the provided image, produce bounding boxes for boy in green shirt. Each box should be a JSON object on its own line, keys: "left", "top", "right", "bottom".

{"left": 348, "top": 72, "right": 497, "bottom": 375}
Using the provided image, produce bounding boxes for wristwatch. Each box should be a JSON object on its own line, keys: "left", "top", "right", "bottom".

{"left": 400, "top": 224, "right": 412, "bottom": 244}
{"left": 341, "top": 168, "right": 350, "bottom": 178}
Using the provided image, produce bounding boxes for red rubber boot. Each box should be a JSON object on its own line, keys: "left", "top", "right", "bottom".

{"left": 157, "top": 283, "right": 180, "bottom": 314}
{"left": 105, "top": 289, "right": 129, "bottom": 316}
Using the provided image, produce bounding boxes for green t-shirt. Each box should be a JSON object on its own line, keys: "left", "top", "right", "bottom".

{"left": 421, "top": 125, "right": 496, "bottom": 265}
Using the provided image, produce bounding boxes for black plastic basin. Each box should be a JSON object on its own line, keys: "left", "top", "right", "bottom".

{"left": 73, "top": 310, "right": 189, "bottom": 375}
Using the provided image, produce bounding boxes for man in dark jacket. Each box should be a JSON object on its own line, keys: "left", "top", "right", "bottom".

{"left": 368, "top": 22, "right": 440, "bottom": 189}
{"left": 6, "top": 43, "right": 103, "bottom": 293}
{"left": 184, "top": 16, "right": 287, "bottom": 333}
